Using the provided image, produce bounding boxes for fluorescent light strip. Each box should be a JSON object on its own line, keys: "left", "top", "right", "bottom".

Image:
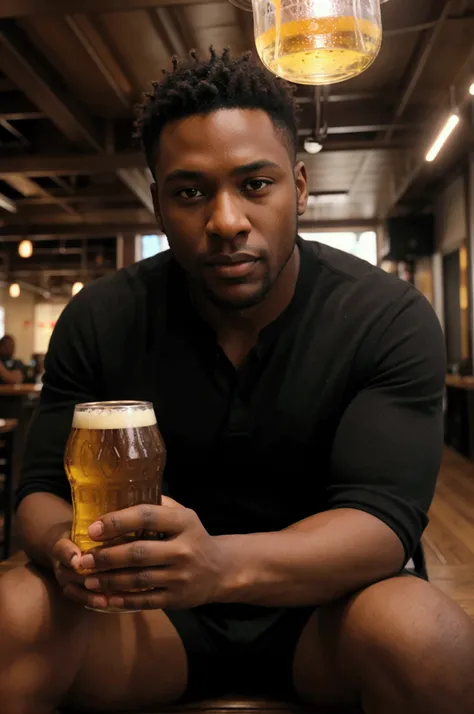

{"left": 426, "top": 114, "right": 460, "bottom": 162}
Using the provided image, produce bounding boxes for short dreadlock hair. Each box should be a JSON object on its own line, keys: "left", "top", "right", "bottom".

{"left": 135, "top": 47, "right": 300, "bottom": 175}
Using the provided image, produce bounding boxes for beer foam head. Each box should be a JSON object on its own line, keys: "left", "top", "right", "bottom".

{"left": 73, "top": 402, "right": 156, "bottom": 430}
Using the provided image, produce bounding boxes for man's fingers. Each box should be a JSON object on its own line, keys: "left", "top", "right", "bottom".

{"left": 88, "top": 504, "right": 190, "bottom": 542}
{"left": 52, "top": 536, "right": 82, "bottom": 569}
{"left": 84, "top": 567, "right": 178, "bottom": 593}
{"left": 62, "top": 583, "right": 108, "bottom": 611}
{"left": 55, "top": 563, "right": 88, "bottom": 587}
{"left": 107, "top": 590, "right": 170, "bottom": 611}
{"left": 79, "top": 539, "right": 176, "bottom": 572}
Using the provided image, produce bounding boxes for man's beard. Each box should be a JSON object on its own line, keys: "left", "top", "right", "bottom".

{"left": 200, "top": 232, "right": 298, "bottom": 312}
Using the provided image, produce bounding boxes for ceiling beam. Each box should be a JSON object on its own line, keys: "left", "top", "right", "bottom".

{"left": 148, "top": 8, "right": 189, "bottom": 58}
{"left": 0, "top": 152, "right": 145, "bottom": 175}
{"left": 0, "top": 92, "right": 45, "bottom": 120}
{"left": 0, "top": 19, "right": 154, "bottom": 214}
{"left": 0, "top": 0, "right": 221, "bottom": 19}
{"left": 59, "top": 16, "right": 154, "bottom": 214}
{"left": 383, "top": 0, "right": 455, "bottom": 143}
{"left": 64, "top": 14, "right": 133, "bottom": 109}
{"left": 0, "top": 138, "right": 412, "bottom": 179}
{"left": 0, "top": 20, "right": 104, "bottom": 149}
{"left": 0, "top": 191, "right": 16, "bottom": 213}
{"left": 0, "top": 223, "right": 158, "bottom": 238}
{"left": 16, "top": 185, "right": 135, "bottom": 205}
{"left": 2, "top": 175, "right": 79, "bottom": 216}
{"left": 116, "top": 168, "right": 153, "bottom": 214}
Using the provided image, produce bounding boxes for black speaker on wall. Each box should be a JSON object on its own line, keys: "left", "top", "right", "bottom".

{"left": 385, "top": 215, "right": 435, "bottom": 262}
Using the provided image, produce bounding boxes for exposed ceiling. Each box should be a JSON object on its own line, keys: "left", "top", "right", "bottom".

{"left": 0, "top": 0, "right": 473, "bottom": 248}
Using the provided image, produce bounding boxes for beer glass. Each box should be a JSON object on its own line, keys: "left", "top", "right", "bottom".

{"left": 64, "top": 401, "right": 166, "bottom": 557}
{"left": 252, "top": 0, "right": 385, "bottom": 85}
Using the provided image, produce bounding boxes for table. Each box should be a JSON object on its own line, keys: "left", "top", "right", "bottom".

{"left": 0, "top": 384, "right": 42, "bottom": 397}
{"left": 0, "top": 418, "right": 18, "bottom": 433}
{"left": 445, "top": 374, "right": 474, "bottom": 390}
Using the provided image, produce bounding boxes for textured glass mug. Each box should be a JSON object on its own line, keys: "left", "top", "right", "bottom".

{"left": 251, "top": 0, "right": 386, "bottom": 85}
{"left": 64, "top": 401, "right": 166, "bottom": 613}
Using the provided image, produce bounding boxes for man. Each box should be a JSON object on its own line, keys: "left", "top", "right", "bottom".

{"left": 1, "top": 48, "right": 473, "bottom": 714}
{"left": 0, "top": 334, "right": 24, "bottom": 385}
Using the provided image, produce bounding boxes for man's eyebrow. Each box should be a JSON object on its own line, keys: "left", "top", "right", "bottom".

{"left": 163, "top": 160, "right": 281, "bottom": 184}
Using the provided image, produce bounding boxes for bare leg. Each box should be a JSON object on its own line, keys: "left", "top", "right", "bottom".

{"left": 293, "top": 574, "right": 474, "bottom": 714}
{"left": 0, "top": 565, "right": 187, "bottom": 714}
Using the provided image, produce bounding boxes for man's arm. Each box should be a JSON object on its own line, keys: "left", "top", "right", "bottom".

{"left": 214, "top": 289, "right": 446, "bottom": 608}
{"left": 0, "top": 361, "right": 23, "bottom": 384}
{"left": 16, "top": 291, "right": 99, "bottom": 568}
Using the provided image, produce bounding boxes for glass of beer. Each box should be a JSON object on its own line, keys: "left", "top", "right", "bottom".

{"left": 253, "top": 0, "right": 384, "bottom": 85}
{"left": 64, "top": 401, "right": 166, "bottom": 558}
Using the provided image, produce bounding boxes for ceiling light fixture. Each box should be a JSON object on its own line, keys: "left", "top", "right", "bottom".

{"left": 9, "top": 283, "right": 20, "bottom": 298}
{"left": 307, "top": 192, "right": 349, "bottom": 206}
{"left": 304, "top": 137, "right": 323, "bottom": 155}
{"left": 18, "top": 239, "right": 33, "bottom": 259}
{"left": 72, "top": 281, "right": 84, "bottom": 297}
{"left": 469, "top": 82, "right": 474, "bottom": 96}
{"left": 426, "top": 113, "right": 460, "bottom": 162}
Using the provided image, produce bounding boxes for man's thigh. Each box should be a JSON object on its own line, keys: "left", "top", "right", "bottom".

{"left": 0, "top": 564, "right": 188, "bottom": 713}
{"left": 292, "top": 574, "right": 474, "bottom": 708}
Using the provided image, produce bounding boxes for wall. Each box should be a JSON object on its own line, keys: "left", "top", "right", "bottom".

{"left": 427, "top": 173, "right": 468, "bottom": 330}
{"left": 34, "top": 302, "right": 67, "bottom": 355}
{"left": 0, "top": 287, "right": 36, "bottom": 362}
{"left": 435, "top": 174, "right": 467, "bottom": 254}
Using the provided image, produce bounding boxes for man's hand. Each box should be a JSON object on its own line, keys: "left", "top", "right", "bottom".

{"left": 51, "top": 532, "right": 109, "bottom": 611}
{"left": 77, "top": 498, "right": 231, "bottom": 611}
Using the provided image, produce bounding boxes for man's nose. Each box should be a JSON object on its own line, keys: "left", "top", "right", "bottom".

{"left": 206, "top": 191, "right": 252, "bottom": 243}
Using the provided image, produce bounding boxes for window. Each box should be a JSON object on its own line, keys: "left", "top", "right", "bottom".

{"left": 142, "top": 234, "right": 169, "bottom": 259}
{"left": 300, "top": 231, "right": 377, "bottom": 266}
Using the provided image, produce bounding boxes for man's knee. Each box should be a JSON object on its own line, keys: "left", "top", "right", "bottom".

{"left": 344, "top": 576, "right": 474, "bottom": 686}
{"left": 0, "top": 564, "right": 72, "bottom": 647}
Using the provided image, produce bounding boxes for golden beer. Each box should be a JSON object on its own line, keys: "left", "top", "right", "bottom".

{"left": 256, "top": 14, "right": 382, "bottom": 85}
{"left": 64, "top": 401, "right": 166, "bottom": 555}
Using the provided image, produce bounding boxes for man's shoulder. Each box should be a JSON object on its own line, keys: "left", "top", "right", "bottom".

{"left": 303, "top": 238, "right": 412, "bottom": 308}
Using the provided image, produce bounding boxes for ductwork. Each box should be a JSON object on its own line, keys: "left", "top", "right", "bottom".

{"left": 228, "top": 0, "right": 389, "bottom": 9}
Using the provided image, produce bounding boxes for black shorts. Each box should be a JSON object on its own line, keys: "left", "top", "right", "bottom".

{"left": 164, "top": 604, "right": 315, "bottom": 702}
{"left": 164, "top": 568, "right": 426, "bottom": 702}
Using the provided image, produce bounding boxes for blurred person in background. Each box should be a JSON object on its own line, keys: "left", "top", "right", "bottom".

{"left": 0, "top": 335, "right": 25, "bottom": 385}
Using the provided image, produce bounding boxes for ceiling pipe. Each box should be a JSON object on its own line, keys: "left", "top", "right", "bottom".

{"left": 228, "top": 0, "right": 390, "bottom": 11}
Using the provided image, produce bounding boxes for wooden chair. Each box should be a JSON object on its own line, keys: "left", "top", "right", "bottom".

{"left": 62, "top": 696, "right": 363, "bottom": 713}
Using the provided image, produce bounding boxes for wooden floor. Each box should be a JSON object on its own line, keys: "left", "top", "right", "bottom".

{"left": 423, "top": 448, "right": 474, "bottom": 620}
{"left": 2, "top": 447, "right": 474, "bottom": 621}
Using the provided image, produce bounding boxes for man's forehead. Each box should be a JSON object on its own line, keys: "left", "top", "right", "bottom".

{"left": 156, "top": 108, "right": 290, "bottom": 171}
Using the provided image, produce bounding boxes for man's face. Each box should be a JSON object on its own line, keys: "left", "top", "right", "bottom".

{"left": 152, "top": 109, "right": 308, "bottom": 310}
{"left": 0, "top": 337, "right": 14, "bottom": 360}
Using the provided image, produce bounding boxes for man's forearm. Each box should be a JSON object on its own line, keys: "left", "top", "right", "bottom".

{"left": 16, "top": 492, "right": 73, "bottom": 569}
{"left": 215, "top": 508, "right": 406, "bottom": 607}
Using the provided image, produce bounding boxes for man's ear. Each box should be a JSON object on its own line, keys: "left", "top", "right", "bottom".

{"left": 294, "top": 161, "right": 309, "bottom": 216}
{"left": 151, "top": 182, "right": 164, "bottom": 231}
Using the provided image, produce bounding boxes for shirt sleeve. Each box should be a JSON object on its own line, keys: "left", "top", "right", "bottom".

{"left": 326, "top": 288, "right": 446, "bottom": 562}
{"left": 15, "top": 291, "right": 100, "bottom": 509}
